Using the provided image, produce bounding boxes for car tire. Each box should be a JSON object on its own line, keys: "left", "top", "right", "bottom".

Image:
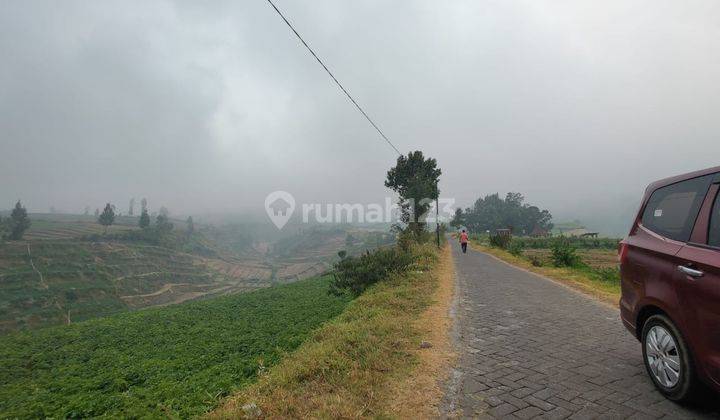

{"left": 641, "top": 314, "right": 697, "bottom": 402}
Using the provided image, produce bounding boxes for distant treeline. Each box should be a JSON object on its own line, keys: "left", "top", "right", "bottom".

{"left": 452, "top": 192, "right": 553, "bottom": 235}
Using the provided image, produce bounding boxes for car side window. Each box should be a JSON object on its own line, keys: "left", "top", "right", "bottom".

{"left": 641, "top": 175, "right": 713, "bottom": 242}
{"left": 710, "top": 190, "right": 720, "bottom": 247}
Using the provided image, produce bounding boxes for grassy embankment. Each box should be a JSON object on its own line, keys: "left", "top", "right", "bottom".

{"left": 210, "top": 243, "right": 455, "bottom": 419}
{"left": 0, "top": 276, "right": 349, "bottom": 418}
{"left": 470, "top": 236, "right": 621, "bottom": 306}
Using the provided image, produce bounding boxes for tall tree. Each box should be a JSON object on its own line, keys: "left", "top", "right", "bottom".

{"left": 83, "top": 206, "right": 90, "bottom": 216}
{"left": 450, "top": 208, "right": 465, "bottom": 228}
{"left": 98, "top": 203, "right": 115, "bottom": 234}
{"left": 385, "top": 151, "right": 441, "bottom": 239}
{"left": 7, "top": 201, "right": 31, "bottom": 240}
{"left": 186, "top": 216, "right": 194, "bottom": 235}
{"left": 94, "top": 208, "right": 99, "bottom": 217}
{"left": 141, "top": 198, "right": 148, "bottom": 212}
{"left": 129, "top": 198, "right": 135, "bottom": 216}
{"left": 139, "top": 208, "right": 150, "bottom": 229}
{"left": 156, "top": 213, "right": 173, "bottom": 233}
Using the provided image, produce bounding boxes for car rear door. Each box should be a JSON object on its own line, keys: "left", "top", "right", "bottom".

{"left": 624, "top": 175, "right": 714, "bottom": 328}
{"left": 675, "top": 174, "right": 720, "bottom": 387}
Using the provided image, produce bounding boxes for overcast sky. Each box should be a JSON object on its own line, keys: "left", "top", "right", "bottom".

{"left": 2, "top": 0, "right": 719, "bottom": 234}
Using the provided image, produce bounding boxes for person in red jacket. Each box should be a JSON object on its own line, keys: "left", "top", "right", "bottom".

{"left": 459, "top": 229, "right": 468, "bottom": 254}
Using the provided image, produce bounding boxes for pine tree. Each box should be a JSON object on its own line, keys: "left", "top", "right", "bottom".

{"left": 129, "top": 198, "right": 135, "bottom": 216}
{"left": 156, "top": 213, "right": 173, "bottom": 233}
{"left": 8, "top": 201, "right": 31, "bottom": 240}
{"left": 186, "top": 216, "right": 194, "bottom": 235}
{"left": 98, "top": 203, "right": 115, "bottom": 234}
{"left": 139, "top": 208, "right": 150, "bottom": 229}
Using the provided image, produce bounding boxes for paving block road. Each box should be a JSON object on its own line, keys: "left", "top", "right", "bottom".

{"left": 443, "top": 240, "right": 720, "bottom": 419}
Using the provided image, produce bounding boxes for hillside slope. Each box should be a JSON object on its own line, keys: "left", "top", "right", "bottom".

{"left": 0, "top": 240, "right": 271, "bottom": 333}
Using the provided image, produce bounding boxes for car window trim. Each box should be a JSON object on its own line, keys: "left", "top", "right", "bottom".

{"left": 689, "top": 183, "right": 720, "bottom": 244}
{"left": 686, "top": 241, "right": 720, "bottom": 252}
{"left": 640, "top": 174, "right": 714, "bottom": 243}
{"left": 708, "top": 182, "right": 720, "bottom": 248}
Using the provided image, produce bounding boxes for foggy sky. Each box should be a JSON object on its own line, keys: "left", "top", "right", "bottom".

{"left": 2, "top": 0, "right": 719, "bottom": 235}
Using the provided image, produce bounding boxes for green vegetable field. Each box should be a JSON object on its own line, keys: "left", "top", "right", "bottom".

{"left": 0, "top": 276, "right": 350, "bottom": 418}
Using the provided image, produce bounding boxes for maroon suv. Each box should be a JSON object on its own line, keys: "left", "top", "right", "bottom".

{"left": 620, "top": 166, "right": 720, "bottom": 401}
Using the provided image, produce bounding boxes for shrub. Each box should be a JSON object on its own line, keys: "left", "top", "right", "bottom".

{"left": 551, "top": 236, "right": 582, "bottom": 267}
{"left": 507, "top": 240, "right": 524, "bottom": 256}
{"left": 489, "top": 233, "right": 511, "bottom": 249}
{"left": 330, "top": 247, "right": 414, "bottom": 296}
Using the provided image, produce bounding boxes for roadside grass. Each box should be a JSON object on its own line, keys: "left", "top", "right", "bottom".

{"left": 470, "top": 240, "right": 620, "bottom": 306}
{"left": 0, "top": 276, "right": 349, "bottom": 419}
{"left": 209, "top": 243, "right": 454, "bottom": 418}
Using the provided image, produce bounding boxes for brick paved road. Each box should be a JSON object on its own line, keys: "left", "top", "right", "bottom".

{"left": 443, "top": 240, "right": 720, "bottom": 419}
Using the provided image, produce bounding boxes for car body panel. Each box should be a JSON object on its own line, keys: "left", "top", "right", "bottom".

{"left": 620, "top": 166, "right": 720, "bottom": 394}
{"left": 675, "top": 244, "right": 720, "bottom": 388}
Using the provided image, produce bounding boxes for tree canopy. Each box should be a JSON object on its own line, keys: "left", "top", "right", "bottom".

{"left": 6, "top": 201, "right": 31, "bottom": 240}
{"left": 452, "top": 193, "right": 553, "bottom": 235}
{"left": 156, "top": 213, "right": 173, "bottom": 233}
{"left": 385, "top": 151, "right": 441, "bottom": 238}
{"left": 139, "top": 208, "right": 150, "bottom": 229}
{"left": 98, "top": 203, "right": 115, "bottom": 231}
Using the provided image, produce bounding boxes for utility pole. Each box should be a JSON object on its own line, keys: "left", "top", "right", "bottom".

{"left": 436, "top": 179, "right": 440, "bottom": 248}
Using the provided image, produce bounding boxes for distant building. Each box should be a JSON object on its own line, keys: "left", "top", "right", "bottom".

{"left": 561, "top": 228, "right": 596, "bottom": 237}
{"left": 530, "top": 226, "right": 550, "bottom": 237}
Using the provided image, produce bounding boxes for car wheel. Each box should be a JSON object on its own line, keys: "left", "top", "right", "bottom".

{"left": 641, "top": 314, "right": 697, "bottom": 402}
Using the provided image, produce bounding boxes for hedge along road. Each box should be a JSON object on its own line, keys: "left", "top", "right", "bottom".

{"left": 442, "top": 240, "right": 720, "bottom": 419}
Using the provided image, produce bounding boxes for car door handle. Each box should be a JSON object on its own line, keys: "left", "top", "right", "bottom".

{"left": 678, "top": 265, "right": 704, "bottom": 278}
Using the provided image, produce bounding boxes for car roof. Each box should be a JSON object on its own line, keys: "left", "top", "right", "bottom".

{"left": 646, "top": 165, "right": 720, "bottom": 192}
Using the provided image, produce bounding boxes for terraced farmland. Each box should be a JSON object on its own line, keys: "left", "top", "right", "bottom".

{"left": 1, "top": 216, "right": 393, "bottom": 333}
{"left": 24, "top": 222, "right": 134, "bottom": 240}
{"left": 0, "top": 240, "right": 273, "bottom": 333}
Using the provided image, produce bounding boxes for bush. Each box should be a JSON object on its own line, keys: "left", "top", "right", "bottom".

{"left": 507, "top": 240, "right": 524, "bottom": 256}
{"left": 529, "top": 255, "right": 543, "bottom": 267}
{"left": 330, "top": 247, "right": 414, "bottom": 296}
{"left": 489, "top": 233, "right": 511, "bottom": 249}
{"left": 551, "top": 237, "right": 582, "bottom": 267}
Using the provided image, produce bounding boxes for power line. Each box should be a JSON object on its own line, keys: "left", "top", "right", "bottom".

{"left": 264, "top": 0, "right": 402, "bottom": 156}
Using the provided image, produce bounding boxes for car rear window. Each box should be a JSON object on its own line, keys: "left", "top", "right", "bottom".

{"left": 710, "top": 191, "right": 720, "bottom": 247}
{"left": 641, "top": 175, "right": 713, "bottom": 242}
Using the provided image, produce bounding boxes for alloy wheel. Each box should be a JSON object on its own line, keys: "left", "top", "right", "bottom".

{"left": 645, "top": 325, "right": 681, "bottom": 388}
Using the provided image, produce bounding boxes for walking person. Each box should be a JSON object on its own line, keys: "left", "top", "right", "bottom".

{"left": 459, "top": 229, "right": 468, "bottom": 254}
